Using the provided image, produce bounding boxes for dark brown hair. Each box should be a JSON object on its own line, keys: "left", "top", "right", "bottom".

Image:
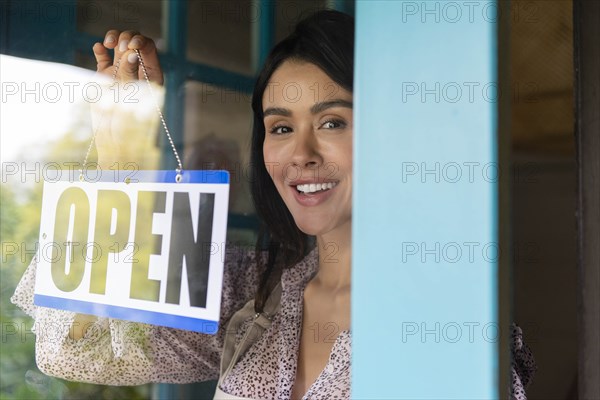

{"left": 250, "top": 9, "right": 354, "bottom": 313}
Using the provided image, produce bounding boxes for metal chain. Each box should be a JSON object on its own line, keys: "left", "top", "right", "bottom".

{"left": 80, "top": 50, "right": 183, "bottom": 182}
{"left": 135, "top": 50, "right": 183, "bottom": 177}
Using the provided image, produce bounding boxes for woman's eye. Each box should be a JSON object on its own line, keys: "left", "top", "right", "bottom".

{"left": 321, "top": 119, "right": 346, "bottom": 129}
{"left": 269, "top": 125, "right": 292, "bottom": 135}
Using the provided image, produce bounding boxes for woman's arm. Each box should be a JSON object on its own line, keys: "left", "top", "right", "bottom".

{"left": 11, "top": 246, "right": 263, "bottom": 386}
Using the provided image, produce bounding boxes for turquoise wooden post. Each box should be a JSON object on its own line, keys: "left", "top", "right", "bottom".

{"left": 353, "top": 1, "right": 501, "bottom": 398}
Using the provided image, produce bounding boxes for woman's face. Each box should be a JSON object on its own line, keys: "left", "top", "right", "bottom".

{"left": 262, "top": 60, "right": 353, "bottom": 237}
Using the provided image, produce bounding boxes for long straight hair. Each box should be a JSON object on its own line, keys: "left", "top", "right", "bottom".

{"left": 250, "top": 10, "right": 354, "bottom": 313}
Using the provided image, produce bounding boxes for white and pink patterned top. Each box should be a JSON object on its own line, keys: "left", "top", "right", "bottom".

{"left": 12, "top": 246, "right": 535, "bottom": 399}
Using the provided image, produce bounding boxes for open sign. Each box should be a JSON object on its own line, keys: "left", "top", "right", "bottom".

{"left": 34, "top": 170, "right": 229, "bottom": 333}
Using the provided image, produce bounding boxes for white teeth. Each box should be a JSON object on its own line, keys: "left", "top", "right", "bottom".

{"left": 296, "top": 182, "right": 338, "bottom": 194}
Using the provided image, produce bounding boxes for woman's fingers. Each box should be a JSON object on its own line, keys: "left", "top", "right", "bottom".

{"left": 112, "top": 30, "right": 138, "bottom": 81}
{"left": 128, "top": 34, "right": 164, "bottom": 85}
{"left": 93, "top": 42, "right": 113, "bottom": 73}
{"left": 118, "top": 49, "right": 141, "bottom": 82}
{"left": 93, "top": 30, "right": 164, "bottom": 85}
{"left": 93, "top": 30, "right": 120, "bottom": 75}
{"left": 103, "top": 30, "right": 120, "bottom": 50}
{"left": 114, "top": 30, "right": 138, "bottom": 63}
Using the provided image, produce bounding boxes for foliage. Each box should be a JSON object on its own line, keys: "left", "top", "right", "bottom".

{"left": 0, "top": 129, "right": 152, "bottom": 399}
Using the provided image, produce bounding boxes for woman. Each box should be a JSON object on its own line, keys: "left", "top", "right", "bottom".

{"left": 12, "top": 10, "right": 534, "bottom": 400}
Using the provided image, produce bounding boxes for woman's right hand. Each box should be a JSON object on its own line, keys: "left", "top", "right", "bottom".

{"left": 93, "top": 30, "right": 163, "bottom": 84}
{"left": 90, "top": 31, "right": 164, "bottom": 171}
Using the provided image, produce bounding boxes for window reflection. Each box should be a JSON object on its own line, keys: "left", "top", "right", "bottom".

{"left": 183, "top": 81, "right": 255, "bottom": 246}
{"left": 187, "top": 0, "right": 253, "bottom": 75}
{"left": 77, "top": 0, "right": 165, "bottom": 51}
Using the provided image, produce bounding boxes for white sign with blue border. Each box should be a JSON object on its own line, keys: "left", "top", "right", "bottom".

{"left": 34, "top": 170, "right": 229, "bottom": 334}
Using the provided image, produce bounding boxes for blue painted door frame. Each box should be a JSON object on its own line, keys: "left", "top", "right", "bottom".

{"left": 353, "top": 1, "right": 505, "bottom": 398}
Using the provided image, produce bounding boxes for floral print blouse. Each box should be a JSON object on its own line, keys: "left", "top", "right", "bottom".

{"left": 12, "top": 246, "right": 536, "bottom": 399}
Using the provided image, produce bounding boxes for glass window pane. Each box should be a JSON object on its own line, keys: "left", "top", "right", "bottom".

{"left": 1, "top": 54, "right": 154, "bottom": 400}
{"left": 75, "top": 49, "right": 97, "bottom": 70}
{"left": 77, "top": 0, "right": 165, "bottom": 50}
{"left": 187, "top": 0, "right": 253, "bottom": 75}
{"left": 183, "top": 81, "right": 256, "bottom": 245}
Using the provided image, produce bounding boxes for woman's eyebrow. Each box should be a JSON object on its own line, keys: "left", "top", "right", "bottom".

{"left": 263, "top": 107, "right": 291, "bottom": 118}
{"left": 310, "top": 99, "right": 353, "bottom": 114}
{"left": 263, "top": 99, "right": 353, "bottom": 118}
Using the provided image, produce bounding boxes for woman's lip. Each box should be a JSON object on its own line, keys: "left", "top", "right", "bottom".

{"left": 290, "top": 183, "right": 337, "bottom": 206}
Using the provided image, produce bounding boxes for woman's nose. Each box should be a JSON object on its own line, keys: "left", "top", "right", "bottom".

{"left": 290, "top": 131, "right": 322, "bottom": 168}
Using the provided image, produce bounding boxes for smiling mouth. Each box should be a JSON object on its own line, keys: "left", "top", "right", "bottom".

{"left": 295, "top": 182, "right": 338, "bottom": 194}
